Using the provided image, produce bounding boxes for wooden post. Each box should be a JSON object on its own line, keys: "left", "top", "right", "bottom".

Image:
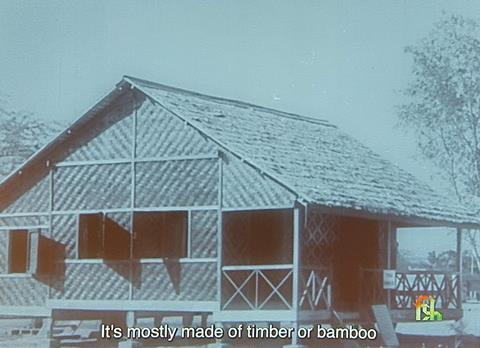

{"left": 386, "top": 221, "right": 392, "bottom": 308}
{"left": 129, "top": 93, "right": 137, "bottom": 301}
{"left": 457, "top": 228, "right": 463, "bottom": 307}
{"left": 291, "top": 207, "right": 301, "bottom": 346}
{"left": 48, "top": 167, "right": 54, "bottom": 301}
{"left": 216, "top": 153, "right": 223, "bottom": 312}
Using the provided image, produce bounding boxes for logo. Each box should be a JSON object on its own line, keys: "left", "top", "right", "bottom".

{"left": 414, "top": 295, "right": 442, "bottom": 321}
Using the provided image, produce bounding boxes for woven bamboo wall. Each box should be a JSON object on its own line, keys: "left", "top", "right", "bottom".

{"left": 0, "top": 91, "right": 298, "bottom": 308}
{"left": 190, "top": 210, "right": 217, "bottom": 258}
{"left": 0, "top": 277, "right": 48, "bottom": 306}
{"left": 132, "top": 261, "right": 216, "bottom": 301}
{"left": 135, "top": 159, "right": 219, "bottom": 207}
{"left": 63, "top": 101, "right": 134, "bottom": 162}
{"left": 2, "top": 176, "right": 50, "bottom": 214}
{"left": 136, "top": 101, "right": 217, "bottom": 158}
{"left": 0, "top": 232, "right": 7, "bottom": 274}
{"left": 51, "top": 262, "right": 130, "bottom": 300}
{"left": 51, "top": 214, "right": 77, "bottom": 259}
{"left": 54, "top": 164, "right": 131, "bottom": 210}
{"left": 302, "top": 209, "right": 339, "bottom": 267}
{"left": 0, "top": 215, "right": 49, "bottom": 227}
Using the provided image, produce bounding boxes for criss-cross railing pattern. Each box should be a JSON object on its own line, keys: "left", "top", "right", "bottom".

{"left": 299, "top": 266, "right": 331, "bottom": 310}
{"left": 221, "top": 264, "right": 293, "bottom": 310}
{"left": 360, "top": 269, "right": 460, "bottom": 309}
{"left": 395, "top": 271, "right": 460, "bottom": 309}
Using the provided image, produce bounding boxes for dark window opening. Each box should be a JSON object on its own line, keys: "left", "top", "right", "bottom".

{"left": 9, "top": 230, "right": 29, "bottom": 273}
{"left": 133, "top": 211, "right": 187, "bottom": 259}
{"left": 78, "top": 213, "right": 103, "bottom": 259}
{"left": 78, "top": 213, "right": 131, "bottom": 260}
{"left": 223, "top": 209, "right": 293, "bottom": 265}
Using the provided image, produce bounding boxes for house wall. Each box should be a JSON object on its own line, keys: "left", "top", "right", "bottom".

{"left": 0, "top": 90, "right": 295, "bottom": 312}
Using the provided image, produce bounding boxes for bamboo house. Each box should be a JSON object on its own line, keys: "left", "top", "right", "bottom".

{"left": 0, "top": 76, "right": 477, "bottom": 339}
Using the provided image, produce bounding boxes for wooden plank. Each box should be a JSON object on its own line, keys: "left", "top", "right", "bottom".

{"left": 292, "top": 207, "right": 300, "bottom": 320}
{"left": 135, "top": 154, "right": 218, "bottom": 163}
{"left": 222, "top": 205, "right": 293, "bottom": 212}
{"left": 50, "top": 206, "right": 219, "bottom": 215}
{"left": 386, "top": 221, "right": 393, "bottom": 308}
{"left": 187, "top": 210, "right": 192, "bottom": 258}
{"left": 63, "top": 257, "right": 216, "bottom": 264}
{"left": 54, "top": 154, "right": 218, "bottom": 168}
{"left": 371, "top": 304, "right": 400, "bottom": 347}
{"left": 46, "top": 300, "right": 218, "bottom": 312}
{"left": 216, "top": 154, "right": 223, "bottom": 313}
{"left": 0, "top": 212, "right": 48, "bottom": 218}
{"left": 457, "top": 228, "right": 463, "bottom": 306}
{"left": 56, "top": 158, "right": 131, "bottom": 167}
{"left": 0, "top": 225, "right": 48, "bottom": 230}
{"left": 222, "top": 264, "right": 293, "bottom": 271}
{"left": 129, "top": 95, "right": 137, "bottom": 301}
{"left": 0, "top": 305, "right": 52, "bottom": 317}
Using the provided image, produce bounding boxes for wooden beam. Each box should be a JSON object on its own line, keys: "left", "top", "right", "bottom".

{"left": 129, "top": 94, "right": 137, "bottom": 301}
{"left": 457, "top": 228, "right": 463, "bottom": 306}
{"left": 313, "top": 204, "right": 480, "bottom": 229}
{"left": 222, "top": 205, "right": 293, "bottom": 212}
{"left": 292, "top": 207, "right": 300, "bottom": 319}
{"left": 54, "top": 154, "right": 218, "bottom": 168}
{"left": 0, "top": 306, "right": 52, "bottom": 318}
{"left": 387, "top": 221, "right": 392, "bottom": 308}
{"left": 0, "top": 225, "right": 48, "bottom": 231}
{"left": 63, "top": 257, "right": 217, "bottom": 264}
{"left": 187, "top": 210, "right": 192, "bottom": 258}
{"left": 222, "top": 264, "right": 293, "bottom": 271}
{"left": 46, "top": 300, "right": 217, "bottom": 312}
{"left": 48, "top": 206, "right": 219, "bottom": 216}
{"left": 216, "top": 155, "right": 223, "bottom": 313}
{"left": 0, "top": 212, "right": 49, "bottom": 218}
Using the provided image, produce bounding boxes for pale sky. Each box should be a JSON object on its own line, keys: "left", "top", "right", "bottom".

{"left": 1, "top": 0, "right": 479, "bottom": 255}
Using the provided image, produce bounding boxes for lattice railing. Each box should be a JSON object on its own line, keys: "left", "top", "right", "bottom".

{"left": 360, "top": 269, "right": 461, "bottom": 309}
{"left": 299, "top": 266, "right": 332, "bottom": 310}
{"left": 221, "top": 264, "right": 293, "bottom": 310}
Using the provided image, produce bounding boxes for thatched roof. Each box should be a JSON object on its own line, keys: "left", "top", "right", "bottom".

{"left": 126, "top": 76, "right": 478, "bottom": 227}
{"left": 0, "top": 76, "right": 478, "bottom": 227}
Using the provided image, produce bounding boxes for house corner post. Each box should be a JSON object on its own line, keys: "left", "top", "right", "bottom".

{"left": 212, "top": 151, "right": 225, "bottom": 347}
{"left": 285, "top": 206, "right": 303, "bottom": 348}
{"left": 456, "top": 228, "right": 463, "bottom": 307}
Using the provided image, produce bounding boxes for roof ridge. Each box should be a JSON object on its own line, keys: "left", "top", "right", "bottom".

{"left": 123, "top": 75, "right": 335, "bottom": 128}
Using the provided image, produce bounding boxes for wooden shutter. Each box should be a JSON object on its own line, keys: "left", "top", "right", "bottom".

{"left": 29, "top": 230, "right": 40, "bottom": 275}
{"left": 103, "top": 215, "right": 130, "bottom": 260}
{"left": 30, "top": 231, "right": 65, "bottom": 280}
{"left": 9, "top": 230, "right": 28, "bottom": 273}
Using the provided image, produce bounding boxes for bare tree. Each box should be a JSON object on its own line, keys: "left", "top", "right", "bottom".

{"left": 398, "top": 14, "right": 480, "bottom": 273}
{"left": 0, "top": 93, "right": 62, "bottom": 179}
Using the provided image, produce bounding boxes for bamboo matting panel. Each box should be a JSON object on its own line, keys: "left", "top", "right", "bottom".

{"left": 51, "top": 262, "right": 130, "bottom": 300}
{"left": 135, "top": 159, "right": 218, "bottom": 207}
{"left": 302, "top": 210, "right": 338, "bottom": 266}
{"left": 0, "top": 215, "right": 49, "bottom": 227}
{"left": 0, "top": 277, "right": 48, "bottom": 306}
{"left": 132, "top": 262, "right": 217, "bottom": 301}
{"left": 54, "top": 164, "right": 131, "bottom": 210}
{"left": 0, "top": 232, "right": 7, "bottom": 273}
{"left": 222, "top": 154, "right": 295, "bottom": 209}
{"left": 2, "top": 176, "right": 50, "bottom": 214}
{"left": 105, "top": 211, "right": 132, "bottom": 232}
{"left": 64, "top": 103, "right": 133, "bottom": 162}
{"left": 136, "top": 100, "right": 217, "bottom": 159}
{"left": 190, "top": 210, "right": 217, "bottom": 258}
{"left": 51, "top": 214, "right": 77, "bottom": 259}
